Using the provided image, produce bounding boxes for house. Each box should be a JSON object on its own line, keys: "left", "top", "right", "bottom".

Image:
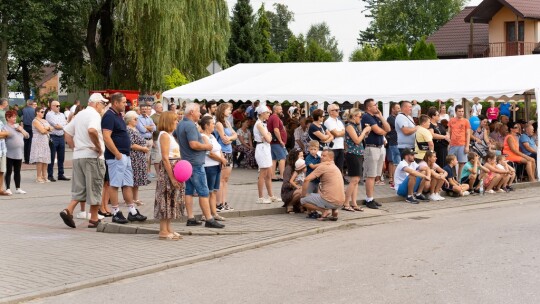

{"left": 427, "top": 6, "right": 489, "bottom": 59}
{"left": 428, "top": 0, "right": 540, "bottom": 58}
{"left": 35, "top": 65, "right": 68, "bottom": 102}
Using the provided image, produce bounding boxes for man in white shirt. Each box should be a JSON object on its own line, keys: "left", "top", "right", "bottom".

{"left": 395, "top": 100, "right": 418, "bottom": 153}
{"left": 411, "top": 100, "right": 421, "bottom": 124}
{"left": 324, "top": 104, "right": 346, "bottom": 177}
{"left": 59, "top": 93, "right": 108, "bottom": 229}
{"left": 394, "top": 148, "right": 430, "bottom": 204}
{"left": 46, "top": 100, "right": 70, "bottom": 182}
{"left": 470, "top": 100, "right": 482, "bottom": 117}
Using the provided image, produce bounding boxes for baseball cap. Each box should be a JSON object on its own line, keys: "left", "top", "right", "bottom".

{"left": 89, "top": 93, "right": 109, "bottom": 103}
{"left": 295, "top": 159, "right": 306, "bottom": 171}
{"left": 400, "top": 148, "right": 417, "bottom": 159}
{"left": 256, "top": 106, "right": 270, "bottom": 115}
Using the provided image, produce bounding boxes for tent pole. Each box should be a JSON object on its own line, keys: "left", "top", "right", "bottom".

{"left": 535, "top": 88, "right": 540, "bottom": 179}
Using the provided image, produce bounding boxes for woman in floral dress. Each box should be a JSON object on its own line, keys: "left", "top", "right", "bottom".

{"left": 30, "top": 106, "right": 51, "bottom": 183}
{"left": 125, "top": 111, "right": 150, "bottom": 206}
{"left": 154, "top": 112, "right": 184, "bottom": 240}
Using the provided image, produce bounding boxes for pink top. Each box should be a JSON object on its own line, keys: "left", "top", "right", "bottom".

{"left": 486, "top": 107, "right": 499, "bottom": 121}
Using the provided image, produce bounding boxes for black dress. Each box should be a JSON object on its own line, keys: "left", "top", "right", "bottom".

{"left": 430, "top": 122, "right": 448, "bottom": 168}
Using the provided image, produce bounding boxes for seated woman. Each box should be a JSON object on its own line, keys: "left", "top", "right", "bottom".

{"left": 234, "top": 119, "right": 256, "bottom": 168}
{"left": 503, "top": 122, "right": 536, "bottom": 182}
{"left": 482, "top": 151, "right": 512, "bottom": 193}
{"left": 281, "top": 149, "right": 304, "bottom": 213}
{"left": 417, "top": 150, "right": 448, "bottom": 201}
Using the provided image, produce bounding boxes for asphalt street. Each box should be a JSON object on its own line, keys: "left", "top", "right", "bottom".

{"left": 26, "top": 196, "right": 540, "bottom": 304}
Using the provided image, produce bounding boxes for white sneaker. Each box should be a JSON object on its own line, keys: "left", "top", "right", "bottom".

{"left": 15, "top": 188, "right": 26, "bottom": 194}
{"left": 4, "top": 189, "right": 12, "bottom": 195}
{"left": 269, "top": 196, "right": 282, "bottom": 203}
{"left": 256, "top": 197, "right": 271, "bottom": 204}
{"left": 462, "top": 191, "right": 470, "bottom": 196}
{"left": 76, "top": 211, "right": 88, "bottom": 219}
{"left": 429, "top": 193, "right": 438, "bottom": 201}
{"left": 485, "top": 189, "right": 495, "bottom": 194}
{"left": 435, "top": 193, "right": 445, "bottom": 201}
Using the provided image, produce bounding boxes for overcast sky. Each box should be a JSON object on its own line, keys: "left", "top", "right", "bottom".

{"left": 226, "top": 0, "right": 484, "bottom": 61}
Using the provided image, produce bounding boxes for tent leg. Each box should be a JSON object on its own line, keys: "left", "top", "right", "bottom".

{"left": 536, "top": 88, "right": 540, "bottom": 179}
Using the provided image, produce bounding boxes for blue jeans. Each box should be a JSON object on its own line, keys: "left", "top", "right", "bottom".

{"left": 185, "top": 164, "right": 210, "bottom": 197}
{"left": 48, "top": 135, "right": 65, "bottom": 178}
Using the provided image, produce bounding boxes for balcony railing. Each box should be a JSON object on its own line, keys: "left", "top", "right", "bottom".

{"left": 468, "top": 42, "right": 540, "bottom": 58}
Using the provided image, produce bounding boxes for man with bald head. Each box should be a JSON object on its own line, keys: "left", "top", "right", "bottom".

{"left": 46, "top": 100, "right": 70, "bottom": 181}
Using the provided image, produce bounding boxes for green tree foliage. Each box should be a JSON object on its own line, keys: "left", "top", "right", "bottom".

{"left": 266, "top": 4, "right": 294, "bottom": 53}
{"left": 379, "top": 43, "right": 409, "bottom": 61}
{"left": 410, "top": 38, "right": 438, "bottom": 60}
{"left": 306, "top": 22, "right": 343, "bottom": 62}
{"left": 164, "top": 68, "right": 190, "bottom": 90}
{"left": 358, "top": 0, "right": 466, "bottom": 48}
{"left": 349, "top": 44, "right": 381, "bottom": 61}
{"left": 254, "top": 4, "right": 280, "bottom": 63}
{"left": 281, "top": 34, "right": 306, "bottom": 62}
{"left": 227, "top": 0, "right": 258, "bottom": 66}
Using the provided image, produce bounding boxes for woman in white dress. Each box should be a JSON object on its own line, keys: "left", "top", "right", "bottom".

{"left": 253, "top": 106, "right": 275, "bottom": 204}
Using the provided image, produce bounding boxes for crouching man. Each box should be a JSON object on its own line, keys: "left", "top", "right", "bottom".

{"left": 393, "top": 148, "right": 431, "bottom": 204}
{"left": 300, "top": 149, "right": 345, "bottom": 221}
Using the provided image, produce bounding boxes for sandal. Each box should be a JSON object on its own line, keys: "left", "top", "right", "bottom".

{"left": 88, "top": 219, "right": 101, "bottom": 228}
{"left": 375, "top": 181, "right": 385, "bottom": 186}
{"left": 172, "top": 232, "right": 183, "bottom": 239}
{"left": 286, "top": 207, "right": 294, "bottom": 214}
{"left": 159, "top": 233, "right": 180, "bottom": 241}
{"left": 341, "top": 206, "right": 355, "bottom": 212}
{"left": 318, "top": 215, "right": 338, "bottom": 221}
{"left": 134, "top": 200, "right": 144, "bottom": 206}
{"left": 351, "top": 205, "right": 364, "bottom": 212}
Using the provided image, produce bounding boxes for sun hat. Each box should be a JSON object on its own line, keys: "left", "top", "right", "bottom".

{"left": 295, "top": 159, "right": 306, "bottom": 171}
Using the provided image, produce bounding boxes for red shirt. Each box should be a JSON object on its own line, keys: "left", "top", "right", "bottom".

{"left": 232, "top": 110, "right": 246, "bottom": 122}
{"left": 267, "top": 114, "right": 287, "bottom": 144}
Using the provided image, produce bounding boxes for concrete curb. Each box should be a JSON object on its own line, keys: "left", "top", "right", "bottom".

{"left": 98, "top": 181, "right": 539, "bottom": 235}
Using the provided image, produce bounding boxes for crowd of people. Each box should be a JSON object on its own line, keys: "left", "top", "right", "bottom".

{"left": 1, "top": 94, "right": 537, "bottom": 238}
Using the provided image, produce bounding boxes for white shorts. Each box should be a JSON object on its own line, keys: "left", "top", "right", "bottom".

{"left": 255, "top": 142, "right": 272, "bottom": 169}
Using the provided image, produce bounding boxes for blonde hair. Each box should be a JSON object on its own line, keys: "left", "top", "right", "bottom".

{"left": 347, "top": 108, "right": 361, "bottom": 123}
{"left": 158, "top": 111, "right": 177, "bottom": 133}
{"left": 308, "top": 140, "right": 320, "bottom": 149}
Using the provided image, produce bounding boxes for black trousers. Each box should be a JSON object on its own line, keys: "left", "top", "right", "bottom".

{"left": 5, "top": 158, "right": 22, "bottom": 189}
{"left": 23, "top": 125, "right": 33, "bottom": 164}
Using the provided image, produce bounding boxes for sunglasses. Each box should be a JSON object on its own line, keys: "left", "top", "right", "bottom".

{"left": 52, "top": 105, "right": 59, "bottom": 107}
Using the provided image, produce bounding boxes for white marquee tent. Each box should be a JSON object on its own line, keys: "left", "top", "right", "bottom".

{"left": 163, "top": 55, "right": 540, "bottom": 174}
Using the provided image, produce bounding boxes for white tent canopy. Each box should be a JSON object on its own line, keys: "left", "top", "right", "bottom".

{"left": 163, "top": 55, "right": 540, "bottom": 104}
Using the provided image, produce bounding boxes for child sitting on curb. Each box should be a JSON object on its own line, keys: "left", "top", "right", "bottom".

{"left": 496, "top": 154, "right": 515, "bottom": 192}
{"left": 482, "top": 151, "right": 512, "bottom": 194}
{"left": 460, "top": 152, "right": 488, "bottom": 193}
{"left": 442, "top": 154, "right": 470, "bottom": 196}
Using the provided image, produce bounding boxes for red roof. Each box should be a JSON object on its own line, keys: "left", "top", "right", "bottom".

{"left": 427, "top": 7, "right": 489, "bottom": 58}
{"left": 465, "top": 0, "right": 540, "bottom": 23}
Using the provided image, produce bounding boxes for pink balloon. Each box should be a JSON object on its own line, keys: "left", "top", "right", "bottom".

{"left": 173, "top": 160, "right": 192, "bottom": 182}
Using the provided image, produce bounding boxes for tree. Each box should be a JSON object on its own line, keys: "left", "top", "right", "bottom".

{"left": 379, "top": 43, "right": 409, "bottom": 61}
{"left": 349, "top": 44, "right": 381, "bottom": 61}
{"left": 164, "top": 68, "right": 189, "bottom": 90}
{"left": 266, "top": 4, "right": 294, "bottom": 53}
{"left": 227, "top": 0, "right": 258, "bottom": 66}
{"left": 305, "top": 40, "right": 334, "bottom": 62}
{"left": 281, "top": 34, "right": 306, "bottom": 62}
{"left": 254, "top": 4, "right": 280, "bottom": 62}
{"left": 306, "top": 22, "right": 343, "bottom": 62}
{"left": 410, "top": 38, "right": 438, "bottom": 60}
{"left": 358, "top": 0, "right": 466, "bottom": 48}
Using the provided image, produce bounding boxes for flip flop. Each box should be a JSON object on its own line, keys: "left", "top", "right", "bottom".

{"left": 88, "top": 219, "right": 101, "bottom": 228}
{"left": 159, "top": 233, "right": 180, "bottom": 241}
{"left": 318, "top": 216, "right": 338, "bottom": 222}
{"left": 351, "top": 206, "right": 364, "bottom": 212}
{"left": 341, "top": 206, "right": 355, "bottom": 212}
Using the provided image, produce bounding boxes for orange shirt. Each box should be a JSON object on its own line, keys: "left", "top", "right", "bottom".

{"left": 448, "top": 117, "right": 470, "bottom": 146}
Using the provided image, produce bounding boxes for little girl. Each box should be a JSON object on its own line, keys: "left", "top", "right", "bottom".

{"left": 290, "top": 159, "right": 307, "bottom": 189}
{"left": 496, "top": 155, "right": 515, "bottom": 192}
{"left": 483, "top": 152, "right": 510, "bottom": 193}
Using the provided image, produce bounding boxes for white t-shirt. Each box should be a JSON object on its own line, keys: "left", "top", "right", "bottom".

{"left": 412, "top": 104, "right": 421, "bottom": 118}
{"left": 288, "top": 106, "right": 297, "bottom": 117}
{"left": 63, "top": 107, "right": 104, "bottom": 160}
{"left": 323, "top": 117, "right": 345, "bottom": 149}
{"left": 395, "top": 113, "right": 416, "bottom": 149}
{"left": 202, "top": 133, "right": 221, "bottom": 167}
{"left": 448, "top": 105, "right": 455, "bottom": 118}
{"left": 471, "top": 103, "right": 482, "bottom": 116}
{"left": 394, "top": 160, "right": 419, "bottom": 192}
{"left": 438, "top": 113, "right": 450, "bottom": 122}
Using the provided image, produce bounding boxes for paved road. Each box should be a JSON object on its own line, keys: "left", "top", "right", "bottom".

{"left": 27, "top": 197, "right": 540, "bottom": 304}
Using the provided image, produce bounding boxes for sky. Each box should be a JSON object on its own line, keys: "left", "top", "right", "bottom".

{"left": 226, "top": 0, "right": 484, "bottom": 61}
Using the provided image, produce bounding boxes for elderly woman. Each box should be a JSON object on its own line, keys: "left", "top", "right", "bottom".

{"left": 4, "top": 110, "right": 29, "bottom": 194}
{"left": 125, "top": 111, "right": 150, "bottom": 205}
{"left": 504, "top": 122, "right": 536, "bottom": 182}
{"left": 154, "top": 111, "right": 184, "bottom": 240}
{"left": 30, "top": 106, "right": 51, "bottom": 183}
{"left": 235, "top": 119, "right": 256, "bottom": 168}
{"left": 215, "top": 103, "right": 238, "bottom": 211}
{"left": 308, "top": 109, "right": 334, "bottom": 151}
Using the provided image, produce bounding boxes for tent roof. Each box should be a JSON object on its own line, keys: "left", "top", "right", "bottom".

{"left": 163, "top": 55, "right": 540, "bottom": 104}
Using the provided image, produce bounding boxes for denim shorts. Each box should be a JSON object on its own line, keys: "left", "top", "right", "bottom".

{"left": 386, "top": 145, "right": 401, "bottom": 165}
{"left": 449, "top": 145, "right": 467, "bottom": 163}
{"left": 270, "top": 144, "right": 287, "bottom": 161}
{"left": 106, "top": 154, "right": 134, "bottom": 188}
{"left": 204, "top": 165, "right": 221, "bottom": 192}
{"left": 185, "top": 164, "right": 210, "bottom": 197}
{"left": 396, "top": 176, "right": 421, "bottom": 197}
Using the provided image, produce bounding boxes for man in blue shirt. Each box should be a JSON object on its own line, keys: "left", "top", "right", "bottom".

{"left": 177, "top": 103, "right": 224, "bottom": 228}
{"left": 519, "top": 124, "right": 537, "bottom": 160}
{"left": 21, "top": 100, "right": 36, "bottom": 164}
{"left": 102, "top": 93, "right": 147, "bottom": 224}
{"left": 360, "top": 98, "right": 391, "bottom": 209}
{"left": 136, "top": 103, "right": 156, "bottom": 176}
